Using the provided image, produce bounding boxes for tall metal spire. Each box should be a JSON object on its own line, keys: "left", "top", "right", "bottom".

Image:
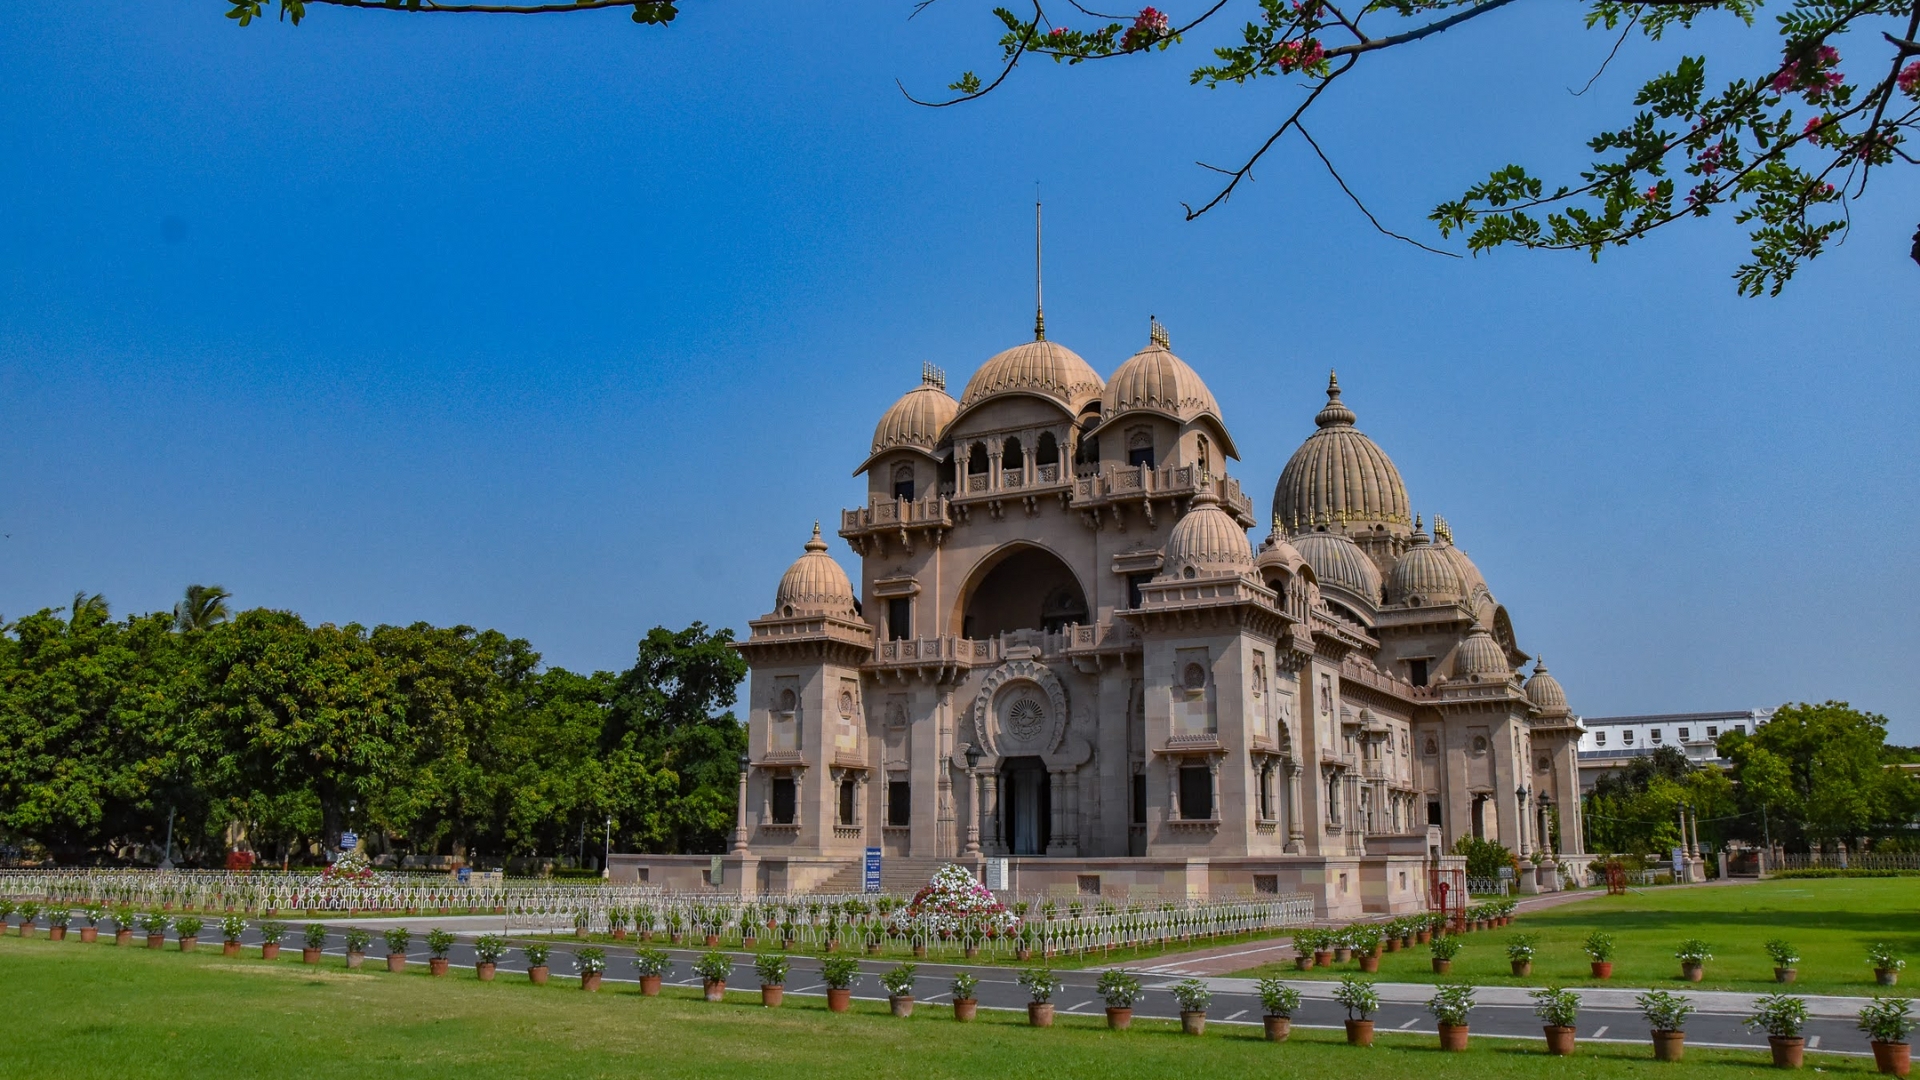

{"left": 1033, "top": 193, "right": 1046, "bottom": 341}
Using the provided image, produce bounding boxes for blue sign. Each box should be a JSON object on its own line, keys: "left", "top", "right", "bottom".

{"left": 863, "top": 847, "right": 882, "bottom": 894}
{"left": 338, "top": 831, "right": 358, "bottom": 851}
{"left": 457, "top": 866, "right": 472, "bottom": 883}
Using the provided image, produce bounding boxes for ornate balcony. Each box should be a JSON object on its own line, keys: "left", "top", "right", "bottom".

{"left": 840, "top": 494, "right": 953, "bottom": 556}
{"left": 1069, "top": 464, "right": 1256, "bottom": 530}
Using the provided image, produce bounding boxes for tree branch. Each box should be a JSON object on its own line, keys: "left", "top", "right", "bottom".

{"left": 1572, "top": 11, "right": 1638, "bottom": 96}
{"left": 305, "top": 0, "right": 641, "bottom": 13}
{"left": 1297, "top": 123, "right": 1461, "bottom": 256}
{"left": 1183, "top": 58, "right": 1354, "bottom": 218}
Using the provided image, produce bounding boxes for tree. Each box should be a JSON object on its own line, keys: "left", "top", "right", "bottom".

{"left": 1718, "top": 700, "right": 1918, "bottom": 850}
{"left": 173, "top": 585, "right": 233, "bottom": 632}
{"left": 1582, "top": 745, "right": 1738, "bottom": 854}
{"left": 222, "top": 0, "right": 1920, "bottom": 294}
{"left": 604, "top": 623, "right": 749, "bottom": 854}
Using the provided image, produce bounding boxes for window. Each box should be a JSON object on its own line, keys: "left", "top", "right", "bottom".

{"left": 1623, "top": 730, "right": 1635, "bottom": 745}
{"left": 966, "top": 442, "right": 989, "bottom": 475}
{"left": 1126, "top": 572, "right": 1152, "bottom": 609}
{"left": 1178, "top": 765, "right": 1213, "bottom": 820}
{"left": 1408, "top": 658, "right": 1429, "bottom": 687}
{"left": 1076, "top": 874, "right": 1101, "bottom": 897}
{"left": 1707, "top": 725, "right": 1719, "bottom": 738}
{"left": 1195, "top": 434, "right": 1210, "bottom": 475}
{"left": 1254, "top": 873, "right": 1279, "bottom": 895}
{"left": 771, "top": 777, "right": 797, "bottom": 825}
{"left": 886, "top": 598, "right": 911, "bottom": 641}
{"left": 1182, "top": 662, "right": 1207, "bottom": 691}
{"left": 1594, "top": 731, "right": 1607, "bottom": 746}
{"left": 837, "top": 778, "right": 857, "bottom": 826}
{"left": 1734, "top": 724, "right": 1746, "bottom": 734}
{"left": 1035, "top": 432, "right": 1060, "bottom": 469}
{"left": 1001, "top": 437, "right": 1024, "bottom": 470}
{"left": 1427, "top": 800, "right": 1443, "bottom": 827}
{"left": 1127, "top": 430, "right": 1155, "bottom": 468}
{"left": 1650, "top": 729, "right": 1663, "bottom": 744}
{"left": 1131, "top": 773, "right": 1147, "bottom": 825}
{"left": 887, "top": 781, "right": 911, "bottom": 827}
{"left": 1678, "top": 727, "right": 1690, "bottom": 741}
{"left": 1257, "top": 765, "right": 1273, "bottom": 820}
{"left": 892, "top": 464, "right": 915, "bottom": 501}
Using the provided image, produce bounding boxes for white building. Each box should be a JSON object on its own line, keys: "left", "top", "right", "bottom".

{"left": 1576, "top": 709, "right": 1773, "bottom": 791}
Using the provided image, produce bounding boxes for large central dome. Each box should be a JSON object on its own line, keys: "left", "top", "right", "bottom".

{"left": 1274, "top": 372, "right": 1411, "bottom": 536}
{"left": 958, "top": 339, "right": 1103, "bottom": 415}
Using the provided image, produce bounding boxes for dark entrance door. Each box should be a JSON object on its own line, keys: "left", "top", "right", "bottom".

{"left": 1000, "top": 756, "right": 1050, "bottom": 855}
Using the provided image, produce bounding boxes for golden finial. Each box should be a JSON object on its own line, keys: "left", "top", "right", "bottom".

{"left": 1433, "top": 515, "right": 1452, "bottom": 544}
{"left": 921, "top": 362, "right": 946, "bottom": 391}
{"left": 1149, "top": 316, "right": 1170, "bottom": 349}
{"left": 1033, "top": 194, "right": 1046, "bottom": 341}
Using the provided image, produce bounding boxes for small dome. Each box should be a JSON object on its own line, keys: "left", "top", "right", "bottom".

{"left": 870, "top": 376, "right": 956, "bottom": 458}
{"left": 958, "top": 339, "right": 1103, "bottom": 415}
{"left": 1254, "top": 532, "right": 1310, "bottom": 579}
{"left": 1525, "top": 658, "right": 1568, "bottom": 711}
{"left": 1455, "top": 622, "right": 1510, "bottom": 680}
{"left": 1102, "top": 343, "right": 1222, "bottom": 427}
{"left": 1160, "top": 492, "right": 1252, "bottom": 578}
{"left": 773, "top": 524, "right": 857, "bottom": 618}
{"left": 1295, "top": 530, "right": 1382, "bottom": 606}
{"left": 1385, "top": 520, "right": 1463, "bottom": 606}
{"left": 1275, "top": 372, "right": 1412, "bottom": 536}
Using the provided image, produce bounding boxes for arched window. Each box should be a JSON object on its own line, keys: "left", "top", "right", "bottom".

{"left": 1035, "top": 432, "right": 1059, "bottom": 467}
{"left": 1001, "top": 437, "right": 1024, "bottom": 470}
{"left": 892, "top": 463, "right": 915, "bottom": 501}
{"left": 966, "top": 442, "right": 989, "bottom": 475}
{"left": 1195, "top": 433, "right": 1210, "bottom": 476}
{"left": 1127, "top": 429, "right": 1155, "bottom": 468}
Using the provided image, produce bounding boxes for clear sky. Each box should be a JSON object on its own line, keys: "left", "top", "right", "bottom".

{"left": 1, "top": 1, "right": 1914, "bottom": 739}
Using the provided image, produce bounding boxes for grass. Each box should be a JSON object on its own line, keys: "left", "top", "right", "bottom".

{"left": 0, "top": 935, "right": 1884, "bottom": 1080}
{"left": 1233, "top": 879, "right": 1919, "bottom": 995}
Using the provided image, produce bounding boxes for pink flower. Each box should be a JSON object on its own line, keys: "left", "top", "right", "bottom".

{"left": 1899, "top": 61, "right": 1920, "bottom": 96}
{"left": 1771, "top": 62, "right": 1799, "bottom": 93}
{"left": 1645, "top": 185, "right": 1660, "bottom": 201}
{"left": 1803, "top": 116, "right": 1823, "bottom": 134}
{"left": 1133, "top": 6, "right": 1169, "bottom": 33}
{"left": 1822, "top": 183, "right": 1835, "bottom": 195}
{"left": 1815, "top": 45, "right": 1839, "bottom": 66}
{"left": 1048, "top": 25, "right": 1069, "bottom": 37}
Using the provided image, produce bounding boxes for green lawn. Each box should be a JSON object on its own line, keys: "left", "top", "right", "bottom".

{"left": 0, "top": 936, "right": 1880, "bottom": 1080}
{"left": 1233, "top": 879, "right": 1919, "bottom": 995}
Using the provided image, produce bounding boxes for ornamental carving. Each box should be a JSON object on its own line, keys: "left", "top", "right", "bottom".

{"left": 968, "top": 659, "right": 1069, "bottom": 758}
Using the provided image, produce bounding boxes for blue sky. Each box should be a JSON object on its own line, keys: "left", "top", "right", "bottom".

{"left": 1, "top": 1, "right": 1914, "bottom": 738}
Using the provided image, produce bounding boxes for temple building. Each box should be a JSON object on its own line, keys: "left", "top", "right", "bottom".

{"left": 682, "top": 318, "right": 1583, "bottom": 914}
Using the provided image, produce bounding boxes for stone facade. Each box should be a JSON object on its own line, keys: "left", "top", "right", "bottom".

{"left": 724, "top": 322, "right": 1584, "bottom": 915}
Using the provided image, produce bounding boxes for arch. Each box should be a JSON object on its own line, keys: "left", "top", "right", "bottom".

{"left": 1035, "top": 431, "right": 1060, "bottom": 467}
{"left": 891, "top": 462, "right": 916, "bottom": 501}
{"left": 1492, "top": 606, "right": 1518, "bottom": 654}
{"left": 1001, "top": 436, "right": 1025, "bottom": 470}
{"left": 1196, "top": 432, "right": 1210, "bottom": 476}
{"left": 966, "top": 441, "right": 990, "bottom": 475}
{"left": 967, "top": 658, "right": 1071, "bottom": 757}
{"left": 1126, "top": 427, "right": 1155, "bottom": 468}
{"left": 954, "top": 542, "right": 1090, "bottom": 638}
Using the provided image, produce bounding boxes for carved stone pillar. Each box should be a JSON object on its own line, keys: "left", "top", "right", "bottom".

{"left": 1046, "top": 769, "right": 1068, "bottom": 855}
{"left": 1286, "top": 761, "right": 1305, "bottom": 853}
{"left": 982, "top": 771, "right": 1002, "bottom": 855}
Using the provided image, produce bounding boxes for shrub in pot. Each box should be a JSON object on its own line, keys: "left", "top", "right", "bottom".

{"left": 1258, "top": 978, "right": 1302, "bottom": 1042}
{"left": 112, "top": 905, "right": 136, "bottom": 946}
{"left": 523, "top": 942, "right": 551, "bottom": 985}
{"left": 754, "top": 952, "right": 789, "bottom": 1006}
{"left": 1350, "top": 926, "right": 1384, "bottom": 973}
{"left": 1097, "top": 969, "right": 1142, "bottom": 1030}
{"left": 821, "top": 955, "right": 861, "bottom": 1013}
{"left": 1019, "top": 967, "right": 1061, "bottom": 1027}
{"left": 1532, "top": 986, "right": 1580, "bottom": 1055}
{"left": 1333, "top": 975, "right": 1380, "bottom": 1046}
{"left": 1766, "top": 940, "right": 1801, "bottom": 984}
{"left": 257, "top": 921, "right": 288, "bottom": 961}
{"left": 574, "top": 946, "right": 606, "bottom": 991}
{"left": 303, "top": 923, "right": 329, "bottom": 964}
{"left": 1638, "top": 989, "right": 1695, "bottom": 1061}
{"left": 47, "top": 908, "right": 71, "bottom": 941}
{"left": 1675, "top": 939, "right": 1712, "bottom": 982}
{"left": 344, "top": 927, "right": 371, "bottom": 969}
{"left": 951, "top": 972, "right": 980, "bottom": 1022}
{"left": 1428, "top": 983, "right": 1476, "bottom": 1051}
{"left": 18, "top": 902, "right": 40, "bottom": 938}
{"left": 1172, "top": 978, "right": 1213, "bottom": 1036}
{"left": 1291, "top": 929, "right": 1319, "bottom": 970}
{"left": 1870, "top": 944, "right": 1906, "bottom": 987}
{"left": 881, "top": 963, "right": 918, "bottom": 1018}
{"left": 633, "top": 948, "right": 670, "bottom": 996}
{"left": 427, "top": 928, "right": 455, "bottom": 977}
{"left": 694, "top": 949, "right": 735, "bottom": 1002}
{"left": 1507, "top": 935, "right": 1537, "bottom": 977}
{"left": 382, "top": 927, "right": 411, "bottom": 973}
{"left": 80, "top": 904, "right": 104, "bottom": 944}
{"left": 0, "top": 900, "right": 13, "bottom": 936}
{"left": 141, "top": 911, "right": 170, "bottom": 949}
{"left": 1430, "top": 933, "right": 1463, "bottom": 974}
{"left": 473, "top": 934, "right": 506, "bottom": 981}
{"left": 220, "top": 913, "right": 247, "bottom": 957}
{"left": 1584, "top": 931, "right": 1616, "bottom": 979}
{"left": 1747, "top": 993, "right": 1810, "bottom": 1069}
{"left": 174, "top": 916, "right": 203, "bottom": 952}
{"left": 1857, "top": 996, "right": 1913, "bottom": 1078}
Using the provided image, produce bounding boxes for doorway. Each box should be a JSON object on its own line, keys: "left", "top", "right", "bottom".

{"left": 1000, "top": 756, "right": 1050, "bottom": 855}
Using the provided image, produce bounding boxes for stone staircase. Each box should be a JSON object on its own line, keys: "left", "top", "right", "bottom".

{"left": 793, "top": 855, "right": 954, "bottom": 896}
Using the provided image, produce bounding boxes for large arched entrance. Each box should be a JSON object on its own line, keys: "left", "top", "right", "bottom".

{"left": 1000, "top": 756, "right": 1050, "bottom": 855}
{"left": 958, "top": 546, "right": 1089, "bottom": 638}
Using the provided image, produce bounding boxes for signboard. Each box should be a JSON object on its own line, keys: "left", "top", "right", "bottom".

{"left": 1671, "top": 847, "right": 1686, "bottom": 876}
{"left": 709, "top": 854, "right": 724, "bottom": 886}
{"left": 863, "top": 847, "right": 882, "bottom": 893}
{"left": 338, "top": 831, "right": 358, "bottom": 851}
{"left": 456, "top": 866, "right": 471, "bottom": 884}
{"left": 985, "top": 857, "right": 1008, "bottom": 891}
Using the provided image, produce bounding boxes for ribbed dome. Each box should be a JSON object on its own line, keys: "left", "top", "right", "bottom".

{"left": 1160, "top": 492, "right": 1253, "bottom": 578}
{"left": 1385, "top": 520, "right": 1463, "bottom": 606}
{"left": 1295, "top": 530, "right": 1382, "bottom": 605}
{"left": 773, "top": 524, "right": 857, "bottom": 617}
{"left": 1102, "top": 344, "right": 1221, "bottom": 425}
{"left": 870, "top": 378, "right": 956, "bottom": 458}
{"left": 1254, "top": 532, "right": 1310, "bottom": 579}
{"left": 1525, "top": 658, "right": 1568, "bottom": 711}
{"left": 1455, "top": 623, "right": 1510, "bottom": 680}
{"left": 958, "top": 339, "right": 1103, "bottom": 414}
{"left": 1274, "top": 372, "right": 1412, "bottom": 535}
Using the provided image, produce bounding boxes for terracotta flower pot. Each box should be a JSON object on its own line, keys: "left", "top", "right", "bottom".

{"left": 914, "top": 944, "right": 928, "bottom": 958}
{"left": 953, "top": 998, "right": 977, "bottom": 1022}
{"left": 179, "top": 937, "right": 197, "bottom": 953}
{"left": 704, "top": 934, "right": 719, "bottom": 947}
{"left": 1295, "top": 956, "right": 1313, "bottom": 970}
{"left": 1653, "top": 1030, "right": 1687, "bottom": 1062}
{"left": 1264, "top": 1016, "right": 1292, "bottom": 1042}
{"left": 827, "top": 987, "right": 852, "bottom": 1013}
{"left": 1360, "top": 955, "right": 1380, "bottom": 973}
{"left": 386, "top": 953, "right": 407, "bottom": 973}
{"left": 222, "top": 941, "right": 240, "bottom": 957}
{"left": 303, "top": 947, "right": 322, "bottom": 965}
{"left": 1681, "top": 962, "right": 1704, "bottom": 982}
{"left": 1028, "top": 1002, "right": 1054, "bottom": 1027}
{"left": 1314, "top": 951, "right": 1332, "bottom": 967}
{"left": 529, "top": 965, "right": 549, "bottom": 985}
{"left": 1433, "top": 959, "right": 1452, "bottom": 974}
{"left": 49, "top": 926, "right": 66, "bottom": 941}
{"left": 1877, "top": 969, "right": 1901, "bottom": 987}
{"left": 866, "top": 943, "right": 880, "bottom": 956}
{"left": 80, "top": 927, "right": 97, "bottom": 943}
{"left": 1591, "top": 961, "right": 1613, "bottom": 979}
{"left": 261, "top": 943, "right": 280, "bottom": 961}
{"left": 706, "top": 979, "right": 728, "bottom": 1003}
{"left": 429, "top": 957, "right": 449, "bottom": 977}
{"left": 1417, "top": 929, "right": 1432, "bottom": 944}
{"left": 1346, "top": 1019, "right": 1375, "bottom": 1046}
{"left": 1181, "top": 1011, "right": 1207, "bottom": 1036}
{"left": 1770, "top": 1036, "right": 1806, "bottom": 1069}
{"left": 476, "top": 962, "right": 496, "bottom": 981}
{"left": 18, "top": 924, "right": 33, "bottom": 939}
{"left": 1333, "top": 946, "right": 1351, "bottom": 962}
{"left": 1775, "top": 967, "right": 1797, "bottom": 983}
{"left": 347, "top": 951, "right": 364, "bottom": 969}
{"left": 1545, "top": 1025, "right": 1577, "bottom": 1056}
{"left": 1439, "top": 1023, "right": 1470, "bottom": 1052}
{"left": 147, "top": 934, "right": 166, "bottom": 949}
{"left": 1870, "top": 1040, "right": 1910, "bottom": 1077}
{"left": 761, "top": 985, "right": 783, "bottom": 1007}
{"left": 1383, "top": 938, "right": 1399, "bottom": 953}
{"left": 581, "top": 972, "right": 601, "bottom": 992}
{"left": 640, "top": 974, "right": 661, "bottom": 996}
{"left": 1512, "top": 960, "right": 1533, "bottom": 976}
{"left": 890, "top": 995, "right": 914, "bottom": 1018}
{"left": 1106, "top": 1006, "right": 1132, "bottom": 1030}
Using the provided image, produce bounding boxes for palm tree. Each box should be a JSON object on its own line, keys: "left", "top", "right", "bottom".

{"left": 173, "top": 584, "right": 232, "bottom": 632}
{"left": 69, "top": 591, "right": 110, "bottom": 626}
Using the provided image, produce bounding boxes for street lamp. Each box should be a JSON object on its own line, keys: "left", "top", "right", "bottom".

{"left": 962, "top": 743, "right": 982, "bottom": 856}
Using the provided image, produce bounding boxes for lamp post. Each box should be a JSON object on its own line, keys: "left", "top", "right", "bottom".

{"left": 732, "top": 752, "right": 751, "bottom": 855}
{"left": 603, "top": 815, "right": 612, "bottom": 879}
{"left": 962, "top": 743, "right": 982, "bottom": 857}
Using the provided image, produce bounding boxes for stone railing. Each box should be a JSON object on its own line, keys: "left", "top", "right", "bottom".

{"left": 841, "top": 494, "right": 952, "bottom": 534}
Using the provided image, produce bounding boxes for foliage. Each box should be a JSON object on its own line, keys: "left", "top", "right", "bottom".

{"left": 1675, "top": 939, "right": 1713, "bottom": 964}
{"left": 220, "top": 914, "right": 246, "bottom": 943}
{"left": 344, "top": 927, "right": 372, "bottom": 954}
{"left": 47, "top": 908, "right": 72, "bottom": 930}
{"left": 819, "top": 956, "right": 860, "bottom": 990}
{"left": 573, "top": 947, "right": 606, "bottom": 975}
{"left": 1017, "top": 967, "right": 1061, "bottom": 1003}
{"left": 1764, "top": 938, "right": 1800, "bottom": 966}
{"left": 82, "top": 904, "right": 104, "bottom": 928}
{"left": 140, "top": 911, "right": 170, "bottom": 935}
{"left": 1532, "top": 986, "right": 1581, "bottom": 1028}
{"left": 522, "top": 942, "right": 550, "bottom": 969}
{"left": 1638, "top": 989, "right": 1696, "bottom": 1032}
{"left": 1430, "top": 934, "right": 1464, "bottom": 960}
{"left": 752, "top": 953, "right": 788, "bottom": 986}
{"left": 1097, "top": 969, "right": 1143, "bottom": 1009}
{"left": 880, "top": 963, "right": 917, "bottom": 997}
{"left": 903, "top": 864, "right": 1017, "bottom": 937}
{"left": 1583, "top": 931, "right": 1616, "bottom": 961}
{"left": 693, "top": 950, "right": 733, "bottom": 983}
{"left": 950, "top": 971, "right": 979, "bottom": 1001}
{"left": 1717, "top": 703, "right": 1920, "bottom": 851}
{"left": 255, "top": 920, "right": 287, "bottom": 945}
{"left": 1170, "top": 978, "right": 1213, "bottom": 1013}
{"left": 383, "top": 927, "right": 410, "bottom": 955}
{"left": 1583, "top": 746, "right": 1738, "bottom": 855}
{"left": 474, "top": 934, "right": 506, "bottom": 964}
{"left": 632, "top": 948, "right": 670, "bottom": 977}
{"left": 1333, "top": 975, "right": 1380, "bottom": 1020}
{"left": 427, "top": 929, "right": 455, "bottom": 958}
{"left": 1857, "top": 997, "right": 1915, "bottom": 1043}
{"left": 1745, "top": 993, "right": 1809, "bottom": 1038}
{"left": 1505, "top": 934, "right": 1536, "bottom": 962}
{"left": 1451, "top": 836, "right": 1516, "bottom": 880}
{"left": 1257, "top": 978, "right": 1303, "bottom": 1017}
{"left": 1427, "top": 983, "right": 1476, "bottom": 1026}
{"left": 1868, "top": 943, "right": 1906, "bottom": 970}
{"left": 304, "top": 923, "right": 328, "bottom": 949}
{"left": 112, "top": 905, "right": 135, "bottom": 932}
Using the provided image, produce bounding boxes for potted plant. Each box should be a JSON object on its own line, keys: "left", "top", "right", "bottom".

{"left": 1747, "top": 993, "right": 1810, "bottom": 1069}
{"left": 1638, "top": 989, "right": 1695, "bottom": 1061}
{"left": 951, "top": 972, "right": 979, "bottom": 1022}
{"left": 383, "top": 927, "right": 410, "bottom": 973}
{"left": 175, "top": 915, "right": 202, "bottom": 952}
{"left": 1312, "top": 928, "right": 1335, "bottom": 968}
{"left": 1766, "top": 940, "right": 1801, "bottom": 983}
{"left": 473, "top": 934, "right": 505, "bottom": 981}
{"left": 1870, "top": 944, "right": 1905, "bottom": 987}
{"left": 1430, "top": 933, "right": 1463, "bottom": 974}
{"left": 1428, "top": 983, "right": 1476, "bottom": 1051}
{"left": 574, "top": 946, "right": 606, "bottom": 991}
{"left": 1507, "top": 934, "right": 1537, "bottom": 977}
{"left": 303, "top": 923, "right": 328, "bottom": 964}
{"left": 18, "top": 902, "right": 40, "bottom": 938}
{"left": 1532, "top": 986, "right": 1580, "bottom": 1055}
{"left": 634, "top": 948, "right": 670, "bottom": 996}
{"left": 141, "top": 911, "right": 170, "bottom": 949}
{"left": 112, "top": 905, "right": 136, "bottom": 946}
{"left": 80, "top": 905, "right": 104, "bottom": 943}
{"left": 1416, "top": 915, "right": 1435, "bottom": 945}
{"left": 881, "top": 963, "right": 917, "bottom": 1017}
{"left": 524, "top": 942, "right": 551, "bottom": 984}
{"left": 1291, "top": 928, "right": 1318, "bottom": 970}
{"left": 821, "top": 955, "right": 860, "bottom": 1013}
{"left": 46, "top": 909, "right": 70, "bottom": 941}
{"left": 1097, "top": 969, "right": 1142, "bottom": 1030}
{"left": 427, "top": 929, "right": 455, "bottom": 976}
{"left": 1857, "top": 996, "right": 1913, "bottom": 1077}
{"left": 1019, "top": 967, "right": 1061, "bottom": 1027}
{"left": 1258, "top": 978, "right": 1302, "bottom": 1042}
{"left": 257, "top": 920, "right": 287, "bottom": 961}
{"left": 754, "top": 952, "right": 789, "bottom": 1006}
{"left": 344, "top": 927, "right": 371, "bottom": 969}
{"left": 694, "top": 949, "right": 734, "bottom": 1002}
{"left": 1584, "top": 931, "right": 1616, "bottom": 979}
{"left": 1172, "top": 979, "right": 1213, "bottom": 1036}
{"left": 1334, "top": 975, "right": 1380, "bottom": 1045}
{"left": 220, "top": 913, "right": 246, "bottom": 957}
{"left": 1351, "top": 926, "right": 1384, "bottom": 973}
{"left": 1331, "top": 927, "right": 1354, "bottom": 964}
{"left": 1676, "top": 939, "right": 1712, "bottom": 982}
